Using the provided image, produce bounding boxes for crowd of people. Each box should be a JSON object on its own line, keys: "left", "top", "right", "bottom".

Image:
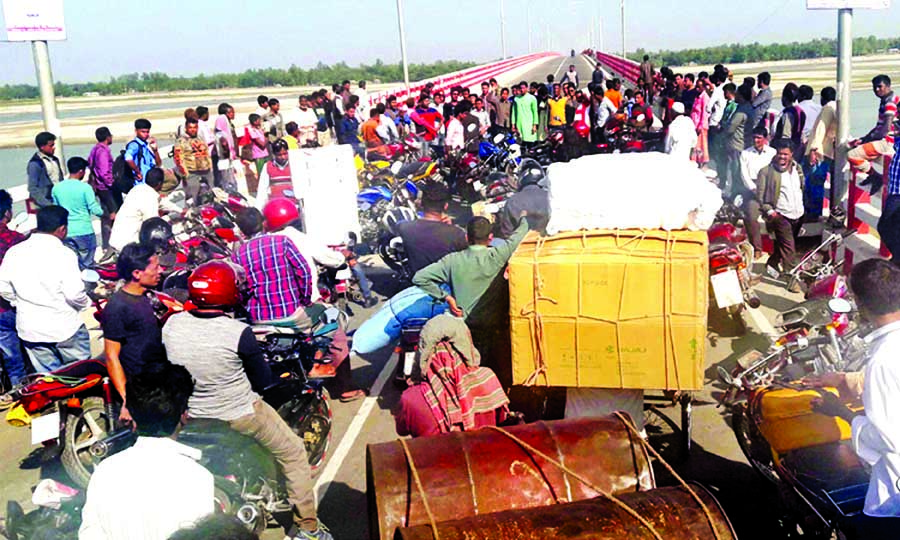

{"left": 3, "top": 55, "right": 900, "bottom": 540}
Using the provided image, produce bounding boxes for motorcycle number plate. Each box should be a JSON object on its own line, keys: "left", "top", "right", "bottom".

{"left": 403, "top": 351, "right": 416, "bottom": 376}
{"left": 335, "top": 268, "right": 353, "bottom": 280}
{"left": 31, "top": 411, "right": 60, "bottom": 445}
{"left": 711, "top": 270, "right": 743, "bottom": 308}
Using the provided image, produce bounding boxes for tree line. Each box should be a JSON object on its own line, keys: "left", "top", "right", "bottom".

{"left": 629, "top": 35, "right": 900, "bottom": 67}
{"left": 0, "top": 59, "right": 477, "bottom": 101}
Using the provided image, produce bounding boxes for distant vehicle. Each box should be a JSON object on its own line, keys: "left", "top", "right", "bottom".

{"left": 570, "top": 49, "right": 576, "bottom": 57}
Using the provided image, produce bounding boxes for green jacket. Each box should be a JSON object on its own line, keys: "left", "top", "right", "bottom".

{"left": 755, "top": 159, "right": 805, "bottom": 215}
{"left": 412, "top": 220, "right": 529, "bottom": 325}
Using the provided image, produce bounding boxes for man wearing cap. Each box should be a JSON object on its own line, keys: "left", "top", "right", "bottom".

{"left": 664, "top": 102, "right": 697, "bottom": 162}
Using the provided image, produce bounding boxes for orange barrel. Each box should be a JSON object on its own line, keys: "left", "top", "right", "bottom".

{"left": 367, "top": 416, "right": 655, "bottom": 540}
{"left": 395, "top": 484, "right": 737, "bottom": 540}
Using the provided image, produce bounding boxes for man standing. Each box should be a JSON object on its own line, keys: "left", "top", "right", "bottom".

{"left": 740, "top": 127, "right": 777, "bottom": 257}
{"left": 79, "top": 362, "right": 214, "bottom": 540}
{"left": 0, "top": 206, "right": 91, "bottom": 372}
{"left": 263, "top": 98, "right": 285, "bottom": 150}
{"left": 560, "top": 65, "right": 579, "bottom": 88}
{"left": 481, "top": 81, "right": 500, "bottom": 130}
{"left": 756, "top": 140, "right": 805, "bottom": 283}
{"left": 125, "top": 119, "right": 162, "bottom": 187}
{"left": 591, "top": 64, "right": 604, "bottom": 86}
{"left": 848, "top": 74, "right": 899, "bottom": 194}
{"left": 109, "top": 168, "right": 163, "bottom": 252}
{"left": 807, "top": 87, "right": 839, "bottom": 213}
{"left": 512, "top": 82, "right": 539, "bottom": 146}
{"left": 665, "top": 102, "right": 698, "bottom": 162}
{"left": 0, "top": 190, "right": 26, "bottom": 386}
{"left": 797, "top": 85, "right": 822, "bottom": 147}
{"left": 163, "top": 261, "right": 332, "bottom": 540}
{"left": 548, "top": 84, "right": 567, "bottom": 132}
{"left": 288, "top": 95, "right": 319, "bottom": 147}
{"left": 750, "top": 72, "right": 773, "bottom": 131}
{"left": 355, "top": 80, "right": 370, "bottom": 120}
{"left": 173, "top": 118, "right": 213, "bottom": 203}
{"left": 638, "top": 55, "right": 655, "bottom": 96}
{"left": 721, "top": 85, "right": 753, "bottom": 196}
{"left": 496, "top": 88, "right": 512, "bottom": 131}
{"left": 604, "top": 78, "right": 623, "bottom": 110}
{"left": 254, "top": 95, "right": 269, "bottom": 118}
{"left": 398, "top": 182, "right": 467, "bottom": 274}
{"left": 27, "top": 131, "right": 64, "bottom": 208}
{"left": 88, "top": 127, "right": 118, "bottom": 251}
{"left": 51, "top": 157, "right": 103, "bottom": 269}
{"left": 102, "top": 243, "right": 163, "bottom": 422}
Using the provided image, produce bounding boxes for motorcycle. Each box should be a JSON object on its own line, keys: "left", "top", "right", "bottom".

{"left": 708, "top": 195, "right": 759, "bottom": 332}
{"left": 376, "top": 206, "right": 417, "bottom": 285}
{"left": 785, "top": 226, "right": 857, "bottom": 296}
{"left": 719, "top": 297, "right": 870, "bottom": 539}
{"left": 357, "top": 180, "right": 419, "bottom": 248}
{"left": 478, "top": 132, "right": 522, "bottom": 177}
{"left": 595, "top": 121, "right": 666, "bottom": 154}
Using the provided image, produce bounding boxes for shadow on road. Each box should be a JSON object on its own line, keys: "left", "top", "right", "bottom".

{"left": 318, "top": 481, "right": 368, "bottom": 539}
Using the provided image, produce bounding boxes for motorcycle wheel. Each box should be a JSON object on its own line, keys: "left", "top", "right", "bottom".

{"left": 61, "top": 397, "right": 117, "bottom": 489}
{"left": 731, "top": 403, "right": 781, "bottom": 485}
{"left": 278, "top": 389, "right": 333, "bottom": 474}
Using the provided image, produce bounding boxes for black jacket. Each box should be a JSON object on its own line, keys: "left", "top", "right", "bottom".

{"left": 27, "top": 152, "right": 62, "bottom": 208}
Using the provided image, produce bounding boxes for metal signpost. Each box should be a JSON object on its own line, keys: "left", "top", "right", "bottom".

{"left": 2, "top": 0, "right": 67, "bottom": 159}
{"left": 806, "top": 0, "right": 890, "bottom": 213}
{"left": 395, "top": 0, "right": 410, "bottom": 91}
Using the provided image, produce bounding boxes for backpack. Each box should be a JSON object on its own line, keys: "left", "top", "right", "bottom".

{"left": 112, "top": 140, "right": 141, "bottom": 194}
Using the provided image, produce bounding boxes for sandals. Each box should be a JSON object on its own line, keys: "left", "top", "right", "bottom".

{"left": 339, "top": 389, "right": 367, "bottom": 402}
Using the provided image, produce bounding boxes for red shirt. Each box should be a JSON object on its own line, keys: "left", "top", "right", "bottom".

{"left": 0, "top": 225, "right": 25, "bottom": 312}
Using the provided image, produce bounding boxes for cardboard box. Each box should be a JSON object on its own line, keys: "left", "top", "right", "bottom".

{"left": 509, "top": 229, "right": 708, "bottom": 390}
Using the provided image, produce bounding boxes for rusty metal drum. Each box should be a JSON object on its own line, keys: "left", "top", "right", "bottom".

{"left": 395, "top": 484, "right": 738, "bottom": 540}
{"left": 367, "top": 416, "right": 655, "bottom": 540}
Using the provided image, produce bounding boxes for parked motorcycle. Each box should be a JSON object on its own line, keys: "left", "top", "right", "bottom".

{"left": 708, "top": 197, "right": 759, "bottom": 332}
{"left": 785, "top": 226, "right": 857, "bottom": 295}
{"left": 718, "top": 297, "right": 870, "bottom": 539}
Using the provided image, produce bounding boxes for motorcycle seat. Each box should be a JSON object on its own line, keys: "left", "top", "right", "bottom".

{"left": 781, "top": 440, "right": 870, "bottom": 516}
{"left": 179, "top": 417, "right": 256, "bottom": 448}
{"left": 48, "top": 358, "right": 108, "bottom": 380}
{"left": 708, "top": 240, "right": 733, "bottom": 253}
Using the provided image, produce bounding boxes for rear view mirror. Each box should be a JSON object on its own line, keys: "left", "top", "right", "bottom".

{"left": 716, "top": 365, "right": 735, "bottom": 387}
{"left": 390, "top": 161, "right": 403, "bottom": 174}
{"left": 828, "top": 298, "right": 852, "bottom": 315}
{"left": 493, "top": 133, "right": 505, "bottom": 144}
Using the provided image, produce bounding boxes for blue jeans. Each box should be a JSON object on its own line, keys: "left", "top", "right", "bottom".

{"left": 22, "top": 324, "right": 91, "bottom": 373}
{"left": 351, "top": 264, "right": 372, "bottom": 298}
{"left": 0, "top": 310, "right": 27, "bottom": 385}
{"left": 69, "top": 234, "right": 97, "bottom": 270}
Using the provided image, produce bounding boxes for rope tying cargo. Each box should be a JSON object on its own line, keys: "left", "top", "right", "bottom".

{"left": 519, "top": 235, "right": 556, "bottom": 386}
{"left": 613, "top": 411, "right": 723, "bottom": 540}
{"left": 485, "top": 424, "right": 664, "bottom": 540}
{"left": 398, "top": 438, "right": 442, "bottom": 540}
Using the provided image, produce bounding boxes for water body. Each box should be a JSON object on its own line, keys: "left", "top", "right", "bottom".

{"left": 0, "top": 90, "right": 880, "bottom": 191}
{"left": 0, "top": 99, "right": 214, "bottom": 125}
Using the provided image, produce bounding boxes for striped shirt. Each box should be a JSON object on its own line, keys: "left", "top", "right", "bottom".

{"left": 889, "top": 138, "right": 900, "bottom": 196}
{"left": 231, "top": 234, "right": 312, "bottom": 322}
{"left": 864, "top": 92, "right": 900, "bottom": 145}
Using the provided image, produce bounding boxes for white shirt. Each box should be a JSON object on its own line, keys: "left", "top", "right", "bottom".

{"left": 664, "top": 115, "right": 698, "bottom": 161}
{"left": 254, "top": 106, "right": 269, "bottom": 118}
{"left": 445, "top": 117, "right": 464, "bottom": 150}
{"left": 774, "top": 164, "right": 805, "bottom": 220}
{"left": 797, "top": 99, "right": 822, "bottom": 142}
{"left": 0, "top": 233, "right": 91, "bottom": 343}
{"left": 707, "top": 84, "right": 727, "bottom": 127}
{"left": 79, "top": 437, "right": 214, "bottom": 540}
{"left": 355, "top": 88, "right": 370, "bottom": 119}
{"left": 109, "top": 183, "right": 160, "bottom": 251}
{"left": 739, "top": 145, "right": 776, "bottom": 191}
{"left": 595, "top": 96, "right": 618, "bottom": 129}
{"left": 277, "top": 226, "right": 345, "bottom": 303}
{"left": 287, "top": 107, "right": 319, "bottom": 145}
{"left": 852, "top": 320, "right": 900, "bottom": 517}
{"left": 197, "top": 119, "right": 215, "bottom": 150}
{"left": 379, "top": 114, "right": 399, "bottom": 141}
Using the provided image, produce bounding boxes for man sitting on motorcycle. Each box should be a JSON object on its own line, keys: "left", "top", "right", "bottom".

{"left": 397, "top": 181, "right": 468, "bottom": 274}
{"left": 496, "top": 160, "right": 550, "bottom": 239}
{"left": 232, "top": 207, "right": 365, "bottom": 401}
{"left": 264, "top": 198, "right": 377, "bottom": 308}
{"left": 101, "top": 242, "right": 163, "bottom": 424}
{"left": 162, "top": 261, "right": 333, "bottom": 540}
{"left": 80, "top": 361, "right": 215, "bottom": 540}
{"left": 812, "top": 258, "right": 900, "bottom": 534}
{"left": 394, "top": 313, "right": 509, "bottom": 438}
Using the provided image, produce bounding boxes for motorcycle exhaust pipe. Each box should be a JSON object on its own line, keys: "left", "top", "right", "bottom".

{"left": 89, "top": 427, "right": 138, "bottom": 459}
{"left": 744, "top": 291, "right": 761, "bottom": 309}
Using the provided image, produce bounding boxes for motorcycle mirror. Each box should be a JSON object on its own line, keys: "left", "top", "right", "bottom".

{"left": 390, "top": 161, "right": 403, "bottom": 174}
{"left": 81, "top": 269, "right": 100, "bottom": 284}
{"left": 828, "top": 297, "right": 853, "bottom": 315}
{"left": 493, "top": 133, "right": 505, "bottom": 144}
{"left": 716, "top": 365, "right": 735, "bottom": 387}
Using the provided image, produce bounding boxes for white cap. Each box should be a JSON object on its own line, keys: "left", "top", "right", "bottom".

{"left": 671, "top": 102, "right": 685, "bottom": 115}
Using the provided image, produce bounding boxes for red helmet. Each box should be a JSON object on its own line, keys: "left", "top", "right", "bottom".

{"left": 263, "top": 198, "right": 299, "bottom": 231}
{"left": 188, "top": 261, "right": 240, "bottom": 308}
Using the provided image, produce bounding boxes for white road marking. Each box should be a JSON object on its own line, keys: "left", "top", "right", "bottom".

{"left": 553, "top": 57, "right": 569, "bottom": 80}
{"left": 314, "top": 351, "right": 399, "bottom": 502}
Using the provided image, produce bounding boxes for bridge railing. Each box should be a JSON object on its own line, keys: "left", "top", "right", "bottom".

{"left": 592, "top": 51, "right": 641, "bottom": 85}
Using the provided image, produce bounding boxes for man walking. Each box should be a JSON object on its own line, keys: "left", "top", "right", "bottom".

{"left": 51, "top": 157, "right": 103, "bottom": 269}
{"left": 757, "top": 140, "right": 805, "bottom": 286}
{"left": 173, "top": 118, "right": 213, "bottom": 203}
{"left": 0, "top": 206, "right": 92, "bottom": 371}
{"left": 27, "top": 132, "right": 64, "bottom": 208}
{"left": 560, "top": 65, "right": 579, "bottom": 88}
{"left": 638, "top": 55, "right": 655, "bottom": 96}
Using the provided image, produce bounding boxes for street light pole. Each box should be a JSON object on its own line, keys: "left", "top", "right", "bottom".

{"left": 395, "top": 0, "right": 410, "bottom": 91}
{"left": 500, "top": 0, "right": 508, "bottom": 59}
{"left": 835, "top": 8, "right": 853, "bottom": 213}
{"left": 620, "top": 0, "right": 626, "bottom": 58}
{"left": 527, "top": 3, "right": 532, "bottom": 53}
{"left": 31, "top": 40, "right": 64, "bottom": 161}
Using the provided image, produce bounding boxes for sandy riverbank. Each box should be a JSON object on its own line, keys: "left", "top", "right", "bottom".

{"left": 672, "top": 53, "right": 900, "bottom": 93}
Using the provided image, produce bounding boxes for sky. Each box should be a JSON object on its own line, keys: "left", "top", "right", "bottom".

{"left": 1, "top": 0, "right": 900, "bottom": 85}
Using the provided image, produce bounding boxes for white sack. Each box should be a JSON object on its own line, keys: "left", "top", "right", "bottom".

{"left": 545, "top": 152, "right": 723, "bottom": 234}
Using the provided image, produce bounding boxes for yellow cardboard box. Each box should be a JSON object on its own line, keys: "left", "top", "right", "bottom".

{"left": 509, "top": 229, "right": 708, "bottom": 390}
